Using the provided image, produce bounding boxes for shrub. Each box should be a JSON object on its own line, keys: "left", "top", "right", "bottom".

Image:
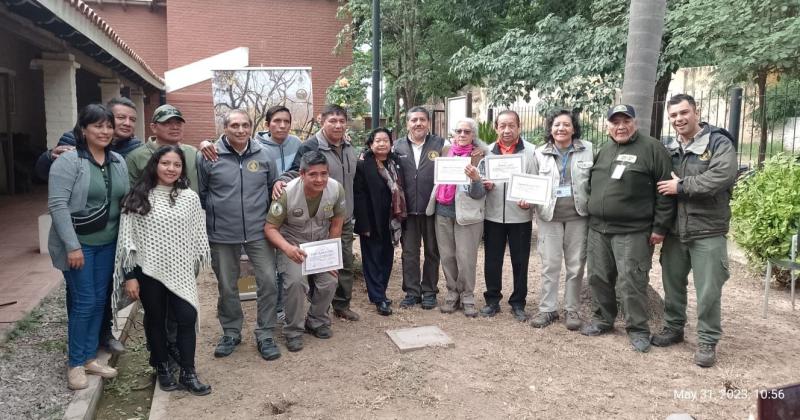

{"left": 731, "top": 154, "right": 800, "bottom": 283}
{"left": 477, "top": 120, "right": 497, "bottom": 144}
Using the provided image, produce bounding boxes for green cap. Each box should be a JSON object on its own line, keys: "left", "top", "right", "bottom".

{"left": 152, "top": 104, "right": 186, "bottom": 123}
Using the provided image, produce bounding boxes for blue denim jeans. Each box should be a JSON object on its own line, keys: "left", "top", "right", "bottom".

{"left": 63, "top": 242, "right": 116, "bottom": 367}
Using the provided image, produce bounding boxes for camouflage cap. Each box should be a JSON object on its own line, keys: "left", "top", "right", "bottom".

{"left": 152, "top": 104, "right": 186, "bottom": 123}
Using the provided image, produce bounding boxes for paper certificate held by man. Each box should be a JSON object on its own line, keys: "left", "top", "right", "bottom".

{"left": 434, "top": 157, "right": 471, "bottom": 184}
{"left": 484, "top": 154, "right": 524, "bottom": 182}
{"left": 506, "top": 173, "right": 552, "bottom": 206}
{"left": 300, "top": 238, "right": 344, "bottom": 275}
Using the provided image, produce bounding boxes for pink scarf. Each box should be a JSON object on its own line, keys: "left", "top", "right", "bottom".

{"left": 436, "top": 143, "right": 474, "bottom": 205}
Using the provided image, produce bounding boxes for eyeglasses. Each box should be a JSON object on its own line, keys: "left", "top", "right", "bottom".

{"left": 455, "top": 129, "right": 472, "bottom": 135}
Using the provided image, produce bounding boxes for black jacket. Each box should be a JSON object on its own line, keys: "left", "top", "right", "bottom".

{"left": 353, "top": 153, "right": 403, "bottom": 240}
{"left": 392, "top": 134, "right": 445, "bottom": 214}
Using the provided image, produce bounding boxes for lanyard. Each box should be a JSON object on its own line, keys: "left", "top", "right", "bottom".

{"left": 553, "top": 144, "right": 573, "bottom": 184}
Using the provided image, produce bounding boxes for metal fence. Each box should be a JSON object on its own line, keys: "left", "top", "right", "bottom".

{"left": 500, "top": 84, "right": 800, "bottom": 170}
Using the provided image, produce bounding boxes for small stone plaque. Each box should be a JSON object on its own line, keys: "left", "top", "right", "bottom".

{"left": 386, "top": 326, "right": 454, "bottom": 353}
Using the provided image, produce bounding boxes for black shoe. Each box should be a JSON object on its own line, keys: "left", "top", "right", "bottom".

{"left": 399, "top": 295, "right": 422, "bottom": 308}
{"left": 305, "top": 323, "right": 333, "bottom": 339}
{"left": 286, "top": 336, "right": 304, "bottom": 352}
{"left": 421, "top": 295, "right": 438, "bottom": 310}
{"left": 213, "top": 336, "right": 241, "bottom": 358}
{"left": 694, "top": 343, "right": 717, "bottom": 368}
{"left": 156, "top": 362, "right": 178, "bottom": 392}
{"left": 376, "top": 301, "right": 393, "bottom": 316}
{"left": 333, "top": 308, "right": 360, "bottom": 321}
{"left": 510, "top": 307, "right": 528, "bottom": 322}
{"left": 179, "top": 368, "right": 212, "bottom": 396}
{"left": 479, "top": 303, "right": 501, "bottom": 317}
{"left": 101, "top": 336, "right": 126, "bottom": 354}
{"left": 630, "top": 336, "right": 651, "bottom": 353}
{"left": 257, "top": 338, "right": 281, "bottom": 361}
{"left": 651, "top": 327, "right": 685, "bottom": 347}
{"left": 580, "top": 321, "right": 612, "bottom": 336}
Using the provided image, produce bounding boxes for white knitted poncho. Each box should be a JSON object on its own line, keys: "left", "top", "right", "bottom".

{"left": 112, "top": 185, "right": 210, "bottom": 321}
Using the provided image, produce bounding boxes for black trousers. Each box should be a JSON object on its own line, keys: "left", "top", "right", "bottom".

{"left": 483, "top": 220, "right": 532, "bottom": 308}
{"left": 136, "top": 269, "right": 197, "bottom": 369}
{"left": 360, "top": 231, "right": 394, "bottom": 304}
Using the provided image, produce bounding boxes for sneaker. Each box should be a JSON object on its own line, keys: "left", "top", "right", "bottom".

{"left": 334, "top": 308, "right": 360, "bottom": 321}
{"left": 651, "top": 327, "right": 685, "bottom": 347}
{"left": 67, "top": 366, "right": 88, "bottom": 390}
{"left": 421, "top": 295, "right": 438, "bottom": 310}
{"left": 529, "top": 311, "right": 559, "bottom": 328}
{"left": 510, "top": 307, "right": 528, "bottom": 322}
{"left": 463, "top": 303, "right": 478, "bottom": 318}
{"left": 286, "top": 336, "right": 304, "bottom": 352}
{"left": 565, "top": 311, "right": 582, "bottom": 331}
{"left": 580, "top": 321, "right": 612, "bottom": 337}
{"left": 305, "top": 323, "right": 333, "bottom": 339}
{"left": 257, "top": 338, "right": 281, "bottom": 361}
{"left": 694, "top": 343, "right": 717, "bottom": 368}
{"left": 213, "top": 336, "right": 241, "bottom": 358}
{"left": 630, "top": 336, "right": 651, "bottom": 353}
{"left": 84, "top": 359, "right": 118, "bottom": 378}
{"left": 400, "top": 295, "right": 422, "bottom": 308}
{"left": 440, "top": 300, "right": 458, "bottom": 314}
{"left": 479, "top": 303, "right": 501, "bottom": 317}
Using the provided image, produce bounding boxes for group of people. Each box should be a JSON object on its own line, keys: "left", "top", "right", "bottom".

{"left": 45, "top": 92, "right": 736, "bottom": 395}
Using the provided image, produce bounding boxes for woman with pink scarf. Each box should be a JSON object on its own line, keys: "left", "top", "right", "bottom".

{"left": 425, "top": 118, "right": 487, "bottom": 317}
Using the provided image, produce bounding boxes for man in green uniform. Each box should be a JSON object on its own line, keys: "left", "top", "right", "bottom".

{"left": 580, "top": 104, "right": 675, "bottom": 353}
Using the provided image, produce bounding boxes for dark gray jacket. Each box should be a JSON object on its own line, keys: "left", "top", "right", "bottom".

{"left": 197, "top": 136, "right": 278, "bottom": 244}
{"left": 662, "top": 123, "right": 738, "bottom": 241}
{"left": 393, "top": 134, "right": 445, "bottom": 215}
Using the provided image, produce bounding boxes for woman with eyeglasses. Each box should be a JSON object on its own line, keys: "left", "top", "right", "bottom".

{"left": 427, "top": 118, "right": 487, "bottom": 317}
{"left": 529, "top": 109, "right": 594, "bottom": 331}
{"left": 48, "top": 104, "right": 129, "bottom": 390}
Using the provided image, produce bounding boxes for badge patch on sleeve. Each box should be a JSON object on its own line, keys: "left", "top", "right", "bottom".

{"left": 270, "top": 202, "right": 283, "bottom": 216}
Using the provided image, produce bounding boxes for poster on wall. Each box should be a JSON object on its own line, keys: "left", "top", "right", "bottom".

{"left": 211, "top": 67, "right": 314, "bottom": 140}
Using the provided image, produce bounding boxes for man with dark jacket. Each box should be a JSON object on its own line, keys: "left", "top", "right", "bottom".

{"left": 272, "top": 104, "right": 360, "bottom": 321}
{"left": 393, "top": 107, "right": 445, "bottom": 309}
{"left": 651, "top": 94, "right": 738, "bottom": 368}
{"left": 580, "top": 104, "right": 675, "bottom": 354}
{"left": 198, "top": 109, "right": 281, "bottom": 361}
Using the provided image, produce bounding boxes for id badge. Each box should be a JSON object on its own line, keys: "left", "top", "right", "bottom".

{"left": 555, "top": 185, "right": 572, "bottom": 198}
{"left": 611, "top": 165, "right": 625, "bottom": 179}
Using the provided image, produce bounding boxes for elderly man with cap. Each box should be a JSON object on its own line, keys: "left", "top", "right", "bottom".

{"left": 126, "top": 104, "right": 199, "bottom": 192}
{"left": 580, "top": 104, "right": 675, "bottom": 353}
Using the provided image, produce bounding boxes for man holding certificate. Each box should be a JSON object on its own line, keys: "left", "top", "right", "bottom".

{"left": 265, "top": 152, "right": 346, "bottom": 352}
{"left": 580, "top": 104, "right": 675, "bottom": 354}
{"left": 479, "top": 110, "right": 537, "bottom": 322}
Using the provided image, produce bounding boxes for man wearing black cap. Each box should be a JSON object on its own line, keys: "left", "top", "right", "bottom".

{"left": 580, "top": 104, "right": 675, "bottom": 354}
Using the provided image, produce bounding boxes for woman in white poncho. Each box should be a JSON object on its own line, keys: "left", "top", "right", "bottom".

{"left": 113, "top": 145, "right": 212, "bottom": 396}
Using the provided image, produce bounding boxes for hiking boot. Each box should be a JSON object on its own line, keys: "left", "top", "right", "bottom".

{"left": 529, "top": 311, "right": 559, "bottom": 328}
{"left": 257, "top": 338, "right": 281, "bottom": 361}
{"left": 463, "top": 303, "right": 478, "bottom": 318}
{"left": 400, "top": 295, "right": 422, "bottom": 308}
{"left": 305, "top": 323, "right": 333, "bottom": 339}
{"left": 651, "top": 327, "right": 685, "bottom": 347}
{"left": 179, "top": 367, "right": 212, "bottom": 396}
{"left": 156, "top": 362, "right": 178, "bottom": 392}
{"left": 510, "top": 307, "right": 528, "bottom": 322}
{"left": 421, "top": 295, "right": 438, "bottom": 310}
{"left": 694, "top": 343, "right": 717, "bottom": 368}
{"left": 564, "top": 311, "right": 582, "bottom": 331}
{"left": 630, "top": 336, "right": 651, "bottom": 353}
{"left": 84, "top": 359, "right": 118, "bottom": 378}
{"left": 479, "top": 303, "right": 501, "bottom": 317}
{"left": 213, "top": 336, "right": 241, "bottom": 358}
{"left": 334, "top": 308, "right": 360, "bottom": 321}
{"left": 67, "top": 366, "right": 88, "bottom": 390}
{"left": 580, "top": 321, "right": 612, "bottom": 336}
{"left": 440, "top": 300, "right": 458, "bottom": 314}
{"left": 286, "top": 336, "right": 304, "bottom": 352}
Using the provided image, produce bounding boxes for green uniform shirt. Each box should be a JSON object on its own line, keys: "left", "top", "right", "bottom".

{"left": 267, "top": 183, "right": 346, "bottom": 227}
{"left": 78, "top": 160, "right": 126, "bottom": 245}
{"left": 126, "top": 138, "right": 199, "bottom": 192}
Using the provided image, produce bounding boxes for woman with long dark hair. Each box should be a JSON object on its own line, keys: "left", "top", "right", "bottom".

{"left": 113, "top": 145, "right": 212, "bottom": 395}
{"left": 354, "top": 127, "right": 406, "bottom": 315}
{"left": 48, "top": 104, "right": 129, "bottom": 390}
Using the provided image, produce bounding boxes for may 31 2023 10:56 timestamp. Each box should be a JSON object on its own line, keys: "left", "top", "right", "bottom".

{"left": 672, "top": 387, "right": 786, "bottom": 401}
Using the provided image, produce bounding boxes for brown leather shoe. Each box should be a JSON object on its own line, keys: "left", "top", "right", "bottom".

{"left": 334, "top": 308, "right": 360, "bottom": 321}
{"left": 67, "top": 366, "right": 88, "bottom": 390}
{"left": 85, "top": 359, "right": 118, "bottom": 378}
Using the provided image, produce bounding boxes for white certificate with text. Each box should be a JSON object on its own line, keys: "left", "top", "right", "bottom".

{"left": 434, "top": 157, "right": 471, "bottom": 185}
{"left": 484, "top": 154, "right": 524, "bottom": 181}
{"left": 506, "top": 173, "right": 552, "bottom": 206}
{"left": 300, "top": 238, "right": 343, "bottom": 275}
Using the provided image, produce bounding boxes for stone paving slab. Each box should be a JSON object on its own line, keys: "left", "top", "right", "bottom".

{"left": 385, "top": 325, "right": 454, "bottom": 353}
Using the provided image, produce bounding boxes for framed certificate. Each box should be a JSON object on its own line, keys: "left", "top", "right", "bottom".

{"left": 434, "top": 157, "right": 471, "bottom": 185}
{"left": 300, "top": 238, "right": 344, "bottom": 275}
{"left": 484, "top": 154, "right": 524, "bottom": 181}
{"left": 506, "top": 173, "right": 552, "bottom": 205}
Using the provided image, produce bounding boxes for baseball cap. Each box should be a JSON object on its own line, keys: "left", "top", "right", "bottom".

{"left": 606, "top": 104, "right": 636, "bottom": 120}
{"left": 152, "top": 104, "right": 186, "bottom": 123}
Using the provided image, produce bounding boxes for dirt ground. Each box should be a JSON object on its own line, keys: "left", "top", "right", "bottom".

{"left": 159, "top": 237, "right": 800, "bottom": 420}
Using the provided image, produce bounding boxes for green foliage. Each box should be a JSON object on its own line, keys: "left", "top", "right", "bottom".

{"left": 731, "top": 154, "right": 800, "bottom": 268}
{"left": 477, "top": 121, "right": 497, "bottom": 143}
{"left": 5, "top": 305, "right": 44, "bottom": 342}
{"left": 326, "top": 49, "right": 370, "bottom": 119}
{"left": 752, "top": 76, "right": 800, "bottom": 126}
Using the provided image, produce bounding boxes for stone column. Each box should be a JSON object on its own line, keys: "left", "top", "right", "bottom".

{"left": 30, "top": 53, "right": 80, "bottom": 148}
{"left": 98, "top": 78, "right": 121, "bottom": 104}
{"left": 128, "top": 87, "right": 146, "bottom": 139}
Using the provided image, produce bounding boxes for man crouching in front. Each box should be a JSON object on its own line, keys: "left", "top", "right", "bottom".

{"left": 264, "top": 152, "right": 346, "bottom": 352}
